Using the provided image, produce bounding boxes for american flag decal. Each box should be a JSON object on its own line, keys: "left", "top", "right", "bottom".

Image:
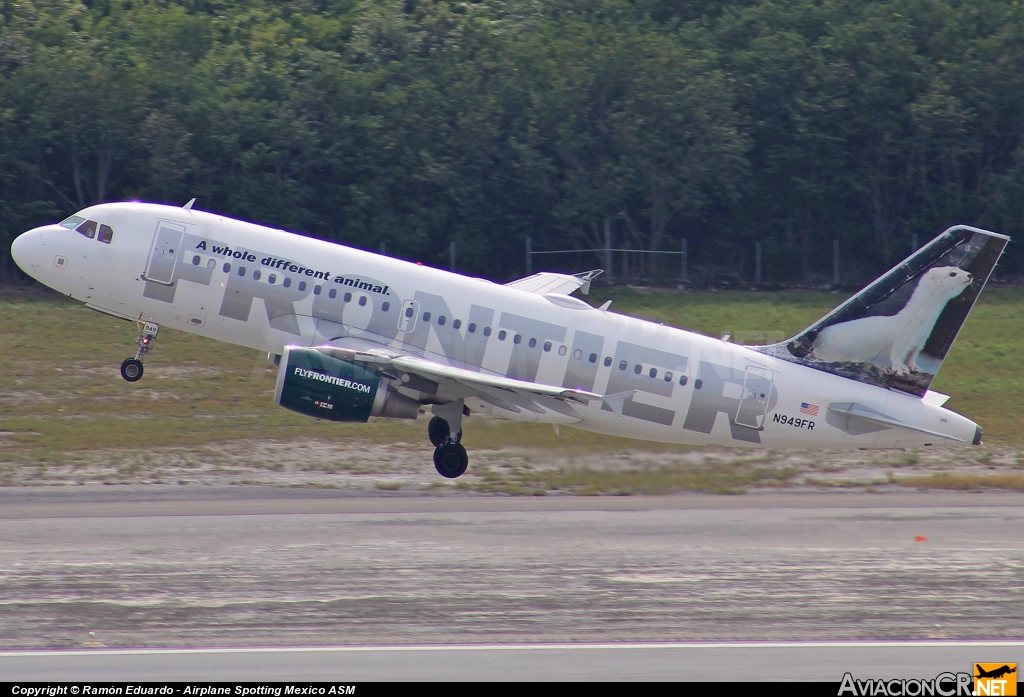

{"left": 800, "top": 402, "right": 820, "bottom": 416}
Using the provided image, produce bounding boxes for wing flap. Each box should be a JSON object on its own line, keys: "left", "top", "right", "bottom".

{"left": 389, "top": 354, "right": 601, "bottom": 404}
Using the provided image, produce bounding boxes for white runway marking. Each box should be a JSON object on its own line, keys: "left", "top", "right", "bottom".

{"left": 2, "top": 642, "right": 1022, "bottom": 681}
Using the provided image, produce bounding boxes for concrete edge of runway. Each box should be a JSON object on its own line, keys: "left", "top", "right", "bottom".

{"left": 3, "top": 489, "right": 1024, "bottom": 520}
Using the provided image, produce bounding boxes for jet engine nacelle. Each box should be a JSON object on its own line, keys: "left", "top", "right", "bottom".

{"left": 274, "top": 345, "right": 420, "bottom": 422}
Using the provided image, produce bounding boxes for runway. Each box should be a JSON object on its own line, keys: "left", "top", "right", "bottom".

{"left": 1, "top": 487, "right": 1023, "bottom": 679}
{"left": 2, "top": 641, "right": 1023, "bottom": 681}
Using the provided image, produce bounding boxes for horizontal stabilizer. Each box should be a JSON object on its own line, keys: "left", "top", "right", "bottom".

{"left": 922, "top": 390, "right": 950, "bottom": 407}
{"left": 827, "top": 402, "right": 963, "bottom": 442}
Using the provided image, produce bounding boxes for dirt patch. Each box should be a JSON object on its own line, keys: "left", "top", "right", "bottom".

{"left": 2, "top": 436, "right": 1023, "bottom": 494}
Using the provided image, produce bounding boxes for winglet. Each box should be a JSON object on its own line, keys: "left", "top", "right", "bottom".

{"left": 183, "top": 197, "right": 196, "bottom": 210}
{"left": 602, "top": 390, "right": 636, "bottom": 417}
{"left": 575, "top": 269, "right": 604, "bottom": 295}
{"left": 598, "top": 300, "right": 612, "bottom": 312}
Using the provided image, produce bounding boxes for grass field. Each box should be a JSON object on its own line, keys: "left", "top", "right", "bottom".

{"left": 1, "top": 285, "right": 1022, "bottom": 492}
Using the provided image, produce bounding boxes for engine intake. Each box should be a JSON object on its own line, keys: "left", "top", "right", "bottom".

{"left": 274, "top": 345, "right": 419, "bottom": 421}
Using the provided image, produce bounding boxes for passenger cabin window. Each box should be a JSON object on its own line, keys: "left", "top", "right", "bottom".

{"left": 77, "top": 220, "right": 97, "bottom": 239}
{"left": 253, "top": 270, "right": 261, "bottom": 281}
{"left": 438, "top": 316, "right": 446, "bottom": 326}
{"left": 483, "top": 327, "right": 491, "bottom": 337}
{"left": 558, "top": 345, "right": 567, "bottom": 356}
{"left": 382, "top": 302, "right": 390, "bottom": 312}
{"left": 498, "top": 330, "right": 506, "bottom": 341}
{"left": 329, "top": 289, "right": 337, "bottom": 299}
{"left": 268, "top": 274, "right": 276, "bottom": 284}
{"left": 97, "top": 224, "right": 113, "bottom": 244}
{"left": 313, "top": 285, "right": 321, "bottom": 295}
{"left": 679, "top": 375, "right": 688, "bottom": 386}
{"left": 344, "top": 292, "right": 352, "bottom": 302}
{"left": 359, "top": 296, "right": 367, "bottom": 307}
{"left": 528, "top": 338, "right": 536, "bottom": 348}
{"left": 604, "top": 357, "right": 612, "bottom": 367}
{"left": 283, "top": 277, "right": 291, "bottom": 288}
{"left": 238, "top": 267, "right": 246, "bottom": 277}
{"left": 573, "top": 349, "right": 582, "bottom": 359}
{"left": 423, "top": 312, "right": 432, "bottom": 322}
{"left": 192, "top": 255, "right": 201, "bottom": 265}
{"left": 223, "top": 263, "right": 231, "bottom": 273}
{"left": 299, "top": 281, "right": 306, "bottom": 291}
{"left": 405, "top": 307, "right": 414, "bottom": 318}
{"left": 543, "top": 341, "right": 552, "bottom": 352}
{"left": 514, "top": 334, "right": 522, "bottom": 344}
{"left": 453, "top": 319, "right": 461, "bottom": 329}
{"left": 468, "top": 323, "right": 476, "bottom": 333}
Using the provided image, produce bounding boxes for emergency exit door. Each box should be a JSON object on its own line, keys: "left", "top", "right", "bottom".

{"left": 145, "top": 221, "right": 186, "bottom": 284}
{"left": 735, "top": 366, "right": 775, "bottom": 429}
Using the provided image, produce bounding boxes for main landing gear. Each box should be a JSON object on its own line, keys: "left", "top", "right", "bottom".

{"left": 428, "top": 405, "right": 469, "bottom": 479}
{"left": 121, "top": 321, "right": 159, "bottom": 383}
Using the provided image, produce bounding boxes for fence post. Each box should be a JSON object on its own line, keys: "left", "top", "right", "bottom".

{"left": 681, "top": 238, "right": 688, "bottom": 283}
{"left": 755, "top": 241, "right": 762, "bottom": 285}
{"left": 604, "top": 218, "right": 612, "bottom": 282}
{"left": 525, "top": 237, "right": 532, "bottom": 276}
{"left": 911, "top": 234, "right": 918, "bottom": 254}
{"left": 450, "top": 241, "right": 456, "bottom": 272}
{"left": 832, "top": 239, "right": 840, "bottom": 286}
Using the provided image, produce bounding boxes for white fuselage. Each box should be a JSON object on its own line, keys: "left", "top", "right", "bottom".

{"left": 11, "top": 202, "right": 979, "bottom": 448}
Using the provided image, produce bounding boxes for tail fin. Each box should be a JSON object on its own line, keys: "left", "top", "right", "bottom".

{"left": 760, "top": 225, "right": 1008, "bottom": 397}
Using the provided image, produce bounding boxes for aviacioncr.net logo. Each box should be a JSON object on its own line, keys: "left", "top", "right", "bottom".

{"left": 839, "top": 672, "right": 973, "bottom": 697}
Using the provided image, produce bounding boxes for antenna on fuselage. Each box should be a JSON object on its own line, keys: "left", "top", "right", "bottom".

{"left": 183, "top": 198, "right": 196, "bottom": 210}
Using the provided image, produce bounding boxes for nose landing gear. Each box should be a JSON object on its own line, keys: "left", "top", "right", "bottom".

{"left": 121, "top": 322, "right": 159, "bottom": 383}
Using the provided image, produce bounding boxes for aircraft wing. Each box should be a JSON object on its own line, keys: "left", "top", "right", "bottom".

{"left": 313, "top": 343, "right": 601, "bottom": 421}
{"left": 504, "top": 269, "right": 603, "bottom": 296}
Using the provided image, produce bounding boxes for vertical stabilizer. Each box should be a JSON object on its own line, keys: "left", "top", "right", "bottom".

{"left": 759, "top": 225, "right": 1008, "bottom": 397}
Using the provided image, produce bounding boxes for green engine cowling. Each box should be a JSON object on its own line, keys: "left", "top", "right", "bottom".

{"left": 274, "top": 345, "right": 420, "bottom": 421}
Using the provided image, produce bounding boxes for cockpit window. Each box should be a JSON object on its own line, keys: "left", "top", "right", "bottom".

{"left": 76, "top": 220, "right": 97, "bottom": 239}
{"left": 97, "top": 224, "right": 113, "bottom": 244}
{"left": 60, "top": 215, "right": 86, "bottom": 230}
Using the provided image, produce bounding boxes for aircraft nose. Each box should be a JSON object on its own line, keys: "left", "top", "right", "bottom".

{"left": 10, "top": 228, "right": 43, "bottom": 271}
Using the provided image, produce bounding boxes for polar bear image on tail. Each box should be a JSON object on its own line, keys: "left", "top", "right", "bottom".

{"left": 811, "top": 266, "right": 973, "bottom": 376}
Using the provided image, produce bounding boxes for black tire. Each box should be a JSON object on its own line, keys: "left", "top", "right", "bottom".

{"left": 433, "top": 442, "right": 469, "bottom": 479}
{"left": 120, "top": 358, "right": 144, "bottom": 382}
{"left": 428, "top": 415, "right": 451, "bottom": 447}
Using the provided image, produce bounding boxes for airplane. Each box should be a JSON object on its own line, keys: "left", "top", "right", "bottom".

{"left": 10, "top": 201, "right": 1007, "bottom": 478}
{"left": 975, "top": 665, "right": 1016, "bottom": 680}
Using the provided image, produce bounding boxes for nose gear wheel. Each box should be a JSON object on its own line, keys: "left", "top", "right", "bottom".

{"left": 120, "top": 358, "right": 144, "bottom": 382}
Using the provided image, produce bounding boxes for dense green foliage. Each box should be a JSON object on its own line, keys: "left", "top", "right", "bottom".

{"left": 3, "top": 0, "right": 1024, "bottom": 283}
